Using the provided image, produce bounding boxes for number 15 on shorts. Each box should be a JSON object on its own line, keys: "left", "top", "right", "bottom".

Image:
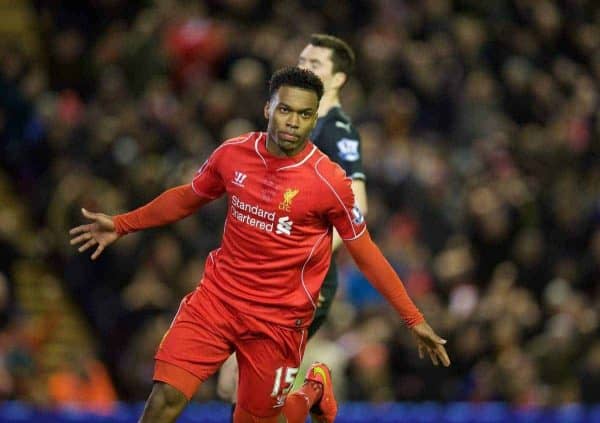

{"left": 271, "top": 366, "right": 298, "bottom": 397}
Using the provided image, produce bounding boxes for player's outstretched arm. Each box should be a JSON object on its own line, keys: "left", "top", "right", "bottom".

{"left": 70, "top": 208, "right": 120, "bottom": 260}
{"left": 113, "top": 184, "right": 210, "bottom": 235}
{"left": 344, "top": 230, "right": 450, "bottom": 367}
{"left": 70, "top": 184, "right": 212, "bottom": 260}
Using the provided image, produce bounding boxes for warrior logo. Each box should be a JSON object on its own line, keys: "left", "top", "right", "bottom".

{"left": 232, "top": 171, "right": 248, "bottom": 187}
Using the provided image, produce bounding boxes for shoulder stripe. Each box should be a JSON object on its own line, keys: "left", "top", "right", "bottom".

{"left": 193, "top": 132, "right": 256, "bottom": 189}
{"left": 217, "top": 132, "right": 256, "bottom": 150}
{"left": 196, "top": 132, "right": 255, "bottom": 172}
{"left": 254, "top": 132, "right": 267, "bottom": 168}
{"left": 314, "top": 156, "right": 358, "bottom": 238}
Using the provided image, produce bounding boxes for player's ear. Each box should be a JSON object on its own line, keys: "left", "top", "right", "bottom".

{"left": 264, "top": 101, "right": 270, "bottom": 119}
{"left": 310, "top": 112, "right": 318, "bottom": 130}
{"left": 332, "top": 72, "right": 347, "bottom": 90}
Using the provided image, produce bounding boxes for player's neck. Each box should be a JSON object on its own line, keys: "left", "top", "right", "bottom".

{"left": 266, "top": 137, "right": 308, "bottom": 158}
{"left": 317, "top": 92, "right": 341, "bottom": 117}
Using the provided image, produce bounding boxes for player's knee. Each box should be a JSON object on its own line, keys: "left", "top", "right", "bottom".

{"left": 160, "top": 383, "right": 188, "bottom": 409}
{"left": 217, "top": 373, "right": 237, "bottom": 402}
{"left": 142, "top": 382, "right": 188, "bottom": 421}
{"left": 217, "top": 356, "right": 239, "bottom": 402}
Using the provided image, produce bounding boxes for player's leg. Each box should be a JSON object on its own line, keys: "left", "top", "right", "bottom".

{"left": 227, "top": 264, "right": 339, "bottom": 421}
{"left": 233, "top": 320, "right": 305, "bottom": 422}
{"left": 232, "top": 362, "right": 336, "bottom": 423}
{"left": 138, "top": 359, "right": 204, "bottom": 422}
{"left": 216, "top": 353, "right": 239, "bottom": 421}
{"left": 234, "top": 316, "right": 338, "bottom": 423}
{"left": 226, "top": 263, "right": 339, "bottom": 422}
{"left": 138, "top": 381, "right": 189, "bottom": 423}
{"left": 217, "top": 354, "right": 239, "bottom": 401}
{"left": 140, "top": 287, "right": 235, "bottom": 421}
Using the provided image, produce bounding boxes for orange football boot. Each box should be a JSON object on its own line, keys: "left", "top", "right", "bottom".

{"left": 304, "top": 362, "right": 338, "bottom": 423}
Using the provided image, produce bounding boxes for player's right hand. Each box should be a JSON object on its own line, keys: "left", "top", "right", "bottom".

{"left": 69, "top": 208, "right": 120, "bottom": 260}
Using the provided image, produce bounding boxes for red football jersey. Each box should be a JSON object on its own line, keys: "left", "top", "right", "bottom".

{"left": 191, "top": 132, "right": 366, "bottom": 327}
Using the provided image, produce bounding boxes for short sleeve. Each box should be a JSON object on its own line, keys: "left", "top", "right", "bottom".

{"left": 191, "top": 149, "right": 226, "bottom": 199}
{"left": 319, "top": 161, "right": 367, "bottom": 240}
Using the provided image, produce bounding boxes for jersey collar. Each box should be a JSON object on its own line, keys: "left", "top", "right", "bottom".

{"left": 256, "top": 132, "right": 317, "bottom": 171}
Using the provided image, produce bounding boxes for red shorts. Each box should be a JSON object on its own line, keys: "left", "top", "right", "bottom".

{"left": 154, "top": 284, "right": 308, "bottom": 417}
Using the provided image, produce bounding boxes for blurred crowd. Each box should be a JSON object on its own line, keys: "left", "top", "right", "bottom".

{"left": 1, "top": 0, "right": 599, "bottom": 412}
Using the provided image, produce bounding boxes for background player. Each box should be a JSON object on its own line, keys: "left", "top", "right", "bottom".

{"left": 297, "top": 33, "right": 367, "bottom": 335}
{"left": 217, "top": 34, "right": 368, "bottom": 415}
{"left": 70, "top": 67, "right": 450, "bottom": 423}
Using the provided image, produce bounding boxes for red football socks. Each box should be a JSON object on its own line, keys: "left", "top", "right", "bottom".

{"left": 282, "top": 381, "right": 322, "bottom": 422}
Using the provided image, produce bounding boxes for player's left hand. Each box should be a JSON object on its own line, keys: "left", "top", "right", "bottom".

{"left": 410, "top": 321, "right": 451, "bottom": 367}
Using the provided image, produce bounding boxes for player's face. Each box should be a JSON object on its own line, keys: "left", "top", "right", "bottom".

{"left": 298, "top": 45, "right": 337, "bottom": 94}
{"left": 264, "top": 85, "right": 319, "bottom": 157}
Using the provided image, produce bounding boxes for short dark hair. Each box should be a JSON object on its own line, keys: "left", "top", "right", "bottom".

{"left": 309, "top": 34, "right": 355, "bottom": 75}
{"left": 269, "top": 66, "right": 324, "bottom": 101}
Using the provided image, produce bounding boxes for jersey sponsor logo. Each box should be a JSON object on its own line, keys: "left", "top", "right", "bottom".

{"left": 231, "top": 195, "right": 275, "bottom": 232}
{"left": 335, "top": 120, "right": 352, "bottom": 133}
{"left": 230, "top": 195, "right": 294, "bottom": 235}
{"left": 276, "top": 216, "right": 293, "bottom": 235}
{"left": 351, "top": 204, "right": 364, "bottom": 225}
{"left": 232, "top": 171, "right": 248, "bottom": 187}
{"left": 278, "top": 188, "right": 299, "bottom": 212}
{"left": 337, "top": 138, "right": 360, "bottom": 162}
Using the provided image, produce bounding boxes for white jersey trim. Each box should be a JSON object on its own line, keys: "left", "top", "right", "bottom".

{"left": 256, "top": 134, "right": 318, "bottom": 171}
{"left": 277, "top": 145, "right": 318, "bottom": 171}
{"left": 209, "top": 132, "right": 255, "bottom": 158}
{"left": 192, "top": 132, "right": 256, "bottom": 196}
{"left": 254, "top": 132, "right": 268, "bottom": 168}
{"left": 341, "top": 225, "right": 367, "bottom": 241}
{"left": 298, "top": 328, "right": 306, "bottom": 358}
{"left": 190, "top": 181, "right": 204, "bottom": 197}
{"left": 168, "top": 295, "right": 187, "bottom": 329}
{"left": 300, "top": 229, "right": 329, "bottom": 310}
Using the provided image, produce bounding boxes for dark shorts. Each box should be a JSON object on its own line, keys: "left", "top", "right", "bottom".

{"left": 308, "top": 258, "right": 338, "bottom": 338}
